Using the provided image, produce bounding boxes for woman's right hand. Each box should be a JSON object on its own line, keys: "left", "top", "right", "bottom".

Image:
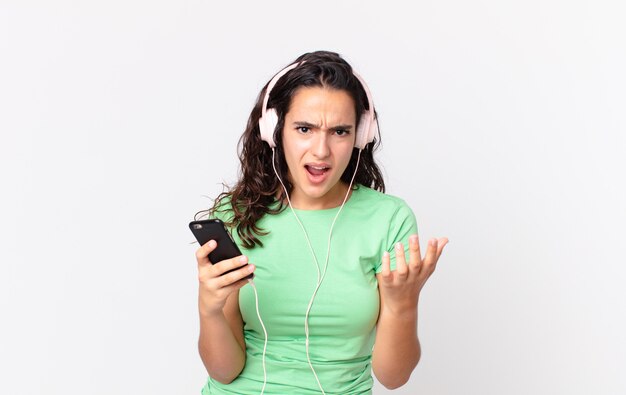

{"left": 196, "top": 240, "right": 255, "bottom": 317}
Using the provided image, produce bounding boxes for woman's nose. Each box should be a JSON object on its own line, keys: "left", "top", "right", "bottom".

{"left": 311, "top": 132, "right": 330, "bottom": 158}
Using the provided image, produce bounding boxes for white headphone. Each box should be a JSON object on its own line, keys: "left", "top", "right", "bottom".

{"left": 258, "top": 61, "right": 379, "bottom": 150}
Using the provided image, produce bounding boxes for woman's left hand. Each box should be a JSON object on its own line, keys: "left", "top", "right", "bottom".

{"left": 378, "top": 234, "right": 448, "bottom": 315}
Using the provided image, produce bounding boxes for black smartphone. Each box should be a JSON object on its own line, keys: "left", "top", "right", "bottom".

{"left": 189, "top": 218, "right": 253, "bottom": 280}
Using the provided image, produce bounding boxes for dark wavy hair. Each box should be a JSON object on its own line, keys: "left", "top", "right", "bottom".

{"left": 210, "top": 50, "right": 385, "bottom": 248}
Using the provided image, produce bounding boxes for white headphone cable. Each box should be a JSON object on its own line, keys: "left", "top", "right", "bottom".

{"left": 246, "top": 278, "right": 268, "bottom": 395}
{"left": 271, "top": 147, "right": 362, "bottom": 395}
{"left": 303, "top": 149, "right": 361, "bottom": 395}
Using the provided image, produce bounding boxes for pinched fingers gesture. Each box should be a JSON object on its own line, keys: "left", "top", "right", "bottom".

{"left": 378, "top": 234, "right": 448, "bottom": 313}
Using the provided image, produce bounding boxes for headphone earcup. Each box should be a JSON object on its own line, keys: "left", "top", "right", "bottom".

{"left": 355, "top": 111, "right": 377, "bottom": 149}
{"left": 259, "top": 108, "right": 279, "bottom": 148}
{"left": 367, "top": 113, "right": 379, "bottom": 146}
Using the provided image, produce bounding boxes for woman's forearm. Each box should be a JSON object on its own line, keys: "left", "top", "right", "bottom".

{"left": 371, "top": 304, "right": 421, "bottom": 389}
{"left": 198, "top": 310, "right": 245, "bottom": 384}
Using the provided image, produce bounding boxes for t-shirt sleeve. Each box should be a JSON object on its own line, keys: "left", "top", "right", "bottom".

{"left": 374, "top": 201, "right": 419, "bottom": 274}
{"left": 201, "top": 195, "right": 235, "bottom": 225}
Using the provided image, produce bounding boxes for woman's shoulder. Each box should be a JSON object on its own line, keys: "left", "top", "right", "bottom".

{"left": 350, "top": 185, "right": 417, "bottom": 235}
{"left": 353, "top": 185, "right": 413, "bottom": 213}
{"left": 350, "top": 186, "right": 416, "bottom": 229}
{"left": 197, "top": 194, "right": 236, "bottom": 225}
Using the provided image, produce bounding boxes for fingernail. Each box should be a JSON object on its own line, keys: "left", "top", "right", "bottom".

{"left": 383, "top": 251, "right": 390, "bottom": 258}
{"left": 409, "top": 235, "right": 418, "bottom": 243}
{"left": 248, "top": 264, "right": 255, "bottom": 272}
{"left": 208, "top": 240, "right": 216, "bottom": 248}
{"left": 395, "top": 242, "right": 403, "bottom": 250}
{"left": 239, "top": 256, "right": 247, "bottom": 263}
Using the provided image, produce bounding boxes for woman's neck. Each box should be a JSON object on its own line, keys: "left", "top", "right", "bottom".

{"left": 280, "top": 182, "right": 353, "bottom": 210}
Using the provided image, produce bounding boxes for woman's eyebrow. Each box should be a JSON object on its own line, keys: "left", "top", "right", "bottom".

{"left": 293, "top": 121, "right": 318, "bottom": 128}
{"left": 293, "top": 121, "right": 353, "bottom": 130}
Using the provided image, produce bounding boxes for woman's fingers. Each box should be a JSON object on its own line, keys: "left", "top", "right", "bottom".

{"left": 196, "top": 240, "right": 254, "bottom": 288}
{"left": 394, "top": 242, "right": 408, "bottom": 278}
{"left": 408, "top": 234, "right": 421, "bottom": 271}
{"left": 212, "top": 255, "right": 249, "bottom": 277}
{"left": 422, "top": 238, "right": 439, "bottom": 275}
{"left": 222, "top": 276, "right": 254, "bottom": 294}
{"left": 436, "top": 237, "right": 449, "bottom": 259}
{"left": 195, "top": 239, "right": 217, "bottom": 265}
{"left": 381, "top": 251, "right": 391, "bottom": 279}
{"left": 379, "top": 235, "right": 448, "bottom": 296}
{"left": 216, "top": 262, "right": 256, "bottom": 288}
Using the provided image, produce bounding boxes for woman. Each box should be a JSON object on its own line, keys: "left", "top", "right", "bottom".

{"left": 195, "top": 50, "right": 448, "bottom": 394}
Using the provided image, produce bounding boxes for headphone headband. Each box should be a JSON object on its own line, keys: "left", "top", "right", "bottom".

{"left": 258, "top": 61, "right": 378, "bottom": 149}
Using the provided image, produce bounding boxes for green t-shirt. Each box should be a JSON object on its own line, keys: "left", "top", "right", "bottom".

{"left": 202, "top": 185, "right": 418, "bottom": 395}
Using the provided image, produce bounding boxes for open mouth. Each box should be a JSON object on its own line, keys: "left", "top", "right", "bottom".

{"left": 305, "top": 165, "right": 330, "bottom": 177}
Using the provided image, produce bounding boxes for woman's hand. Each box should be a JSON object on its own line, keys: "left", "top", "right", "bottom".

{"left": 373, "top": 234, "right": 447, "bottom": 386}
{"left": 195, "top": 240, "right": 256, "bottom": 317}
{"left": 379, "top": 234, "right": 448, "bottom": 315}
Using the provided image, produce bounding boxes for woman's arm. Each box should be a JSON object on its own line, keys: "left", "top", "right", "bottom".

{"left": 198, "top": 290, "right": 246, "bottom": 384}
{"left": 195, "top": 240, "right": 255, "bottom": 384}
{"left": 371, "top": 235, "right": 448, "bottom": 389}
{"left": 371, "top": 277, "right": 421, "bottom": 389}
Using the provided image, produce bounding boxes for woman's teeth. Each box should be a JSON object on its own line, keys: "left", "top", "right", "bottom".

{"left": 306, "top": 165, "right": 329, "bottom": 176}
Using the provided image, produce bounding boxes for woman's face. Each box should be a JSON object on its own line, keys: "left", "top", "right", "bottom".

{"left": 281, "top": 86, "right": 357, "bottom": 210}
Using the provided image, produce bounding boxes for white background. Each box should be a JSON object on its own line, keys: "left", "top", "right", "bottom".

{"left": 1, "top": 1, "right": 625, "bottom": 394}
